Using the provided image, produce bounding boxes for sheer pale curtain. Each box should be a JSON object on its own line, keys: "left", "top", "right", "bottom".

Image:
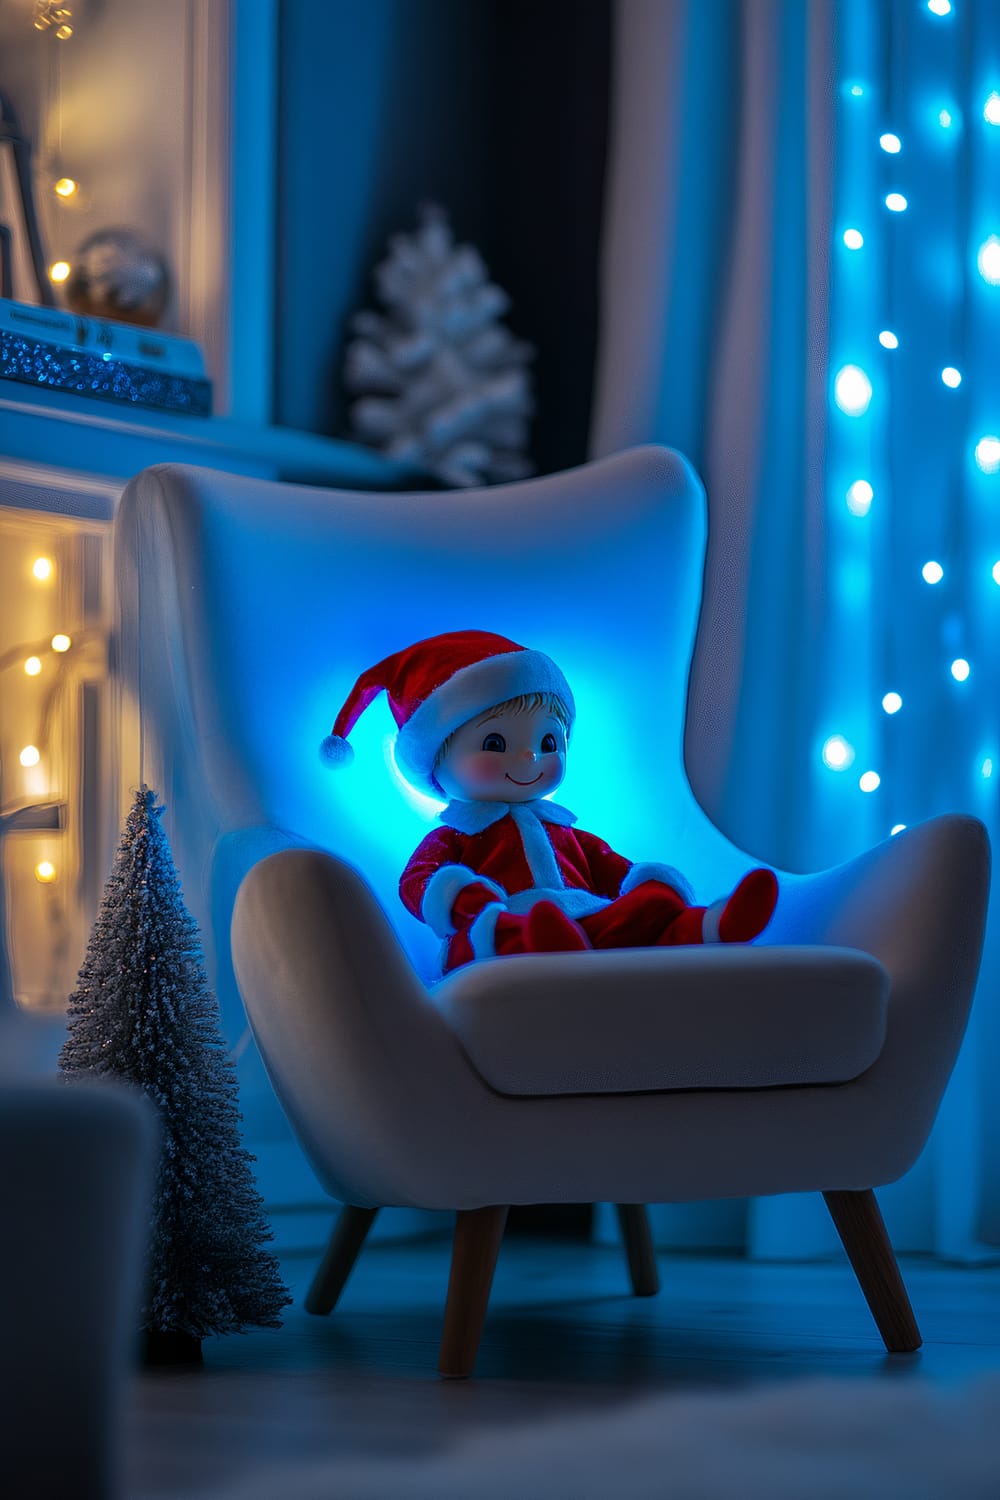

{"left": 591, "top": 0, "right": 834, "bottom": 875}
{"left": 591, "top": 0, "right": 999, "bottom": 1260}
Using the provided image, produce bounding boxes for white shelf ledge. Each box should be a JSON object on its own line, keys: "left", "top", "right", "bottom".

{"left": 0, "top": 382, "right": 424, "bottom": 499}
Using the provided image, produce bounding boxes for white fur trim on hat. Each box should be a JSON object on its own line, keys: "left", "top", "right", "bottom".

{"left": 421, "top": 865, "right": 506, "bottom": 938}
{"left": 395, "top": 648, "right": 575, "bottom": 794}
{"left": 319, "top": 734, "right": 354, "bottom": 767}
{"left": 621, "top": 862, "right": 695, "bottom": 904}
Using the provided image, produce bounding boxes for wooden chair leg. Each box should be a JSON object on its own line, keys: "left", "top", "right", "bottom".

{"left": 304, "top": 1204, "right": 379, "bottom": 1315}
{"left": 438, "top": 1206, "right": 509, "bottom": 1379}
{"left": 823, "top": 1189, "right": 921, "bottom": 1352}
{"left": 616, "top": 1203, "right": 660, "bottom": 1296}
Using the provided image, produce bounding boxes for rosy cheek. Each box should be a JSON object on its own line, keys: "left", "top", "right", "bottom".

{"left": 463, "top": 754, "right": 505, "bottom": 788}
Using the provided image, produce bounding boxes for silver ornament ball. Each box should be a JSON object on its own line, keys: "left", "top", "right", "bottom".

{"left": 65, "top": 227, "right": 170, "bottom": 327}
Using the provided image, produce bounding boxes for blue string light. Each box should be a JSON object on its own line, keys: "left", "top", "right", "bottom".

{"left": 977, "top": 235, "right": 1000, "bottom": 283}
{"left": 826, "top": 0, "right": 998, "bottom": 849}
{"left": 834, "top": 364, "right": 873, "bottom": 414}
{"left": 846, "top": 479, "right": 874, "bottom": 515}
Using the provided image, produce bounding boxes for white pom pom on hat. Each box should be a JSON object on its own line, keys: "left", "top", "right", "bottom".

{"left": 319, "top": 628, "right": 574, "bottom": 796}
{"left": 318, "top": 734, "right": 354, "bottom": 767}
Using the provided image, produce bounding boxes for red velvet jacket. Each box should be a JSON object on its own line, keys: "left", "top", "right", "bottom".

{"left": 399, "top": 800, "right": 693, "bottom": 939}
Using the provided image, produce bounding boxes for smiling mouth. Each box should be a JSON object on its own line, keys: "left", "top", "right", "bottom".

{"left": 505, "top": 772, "right": 543, "bottom": 785}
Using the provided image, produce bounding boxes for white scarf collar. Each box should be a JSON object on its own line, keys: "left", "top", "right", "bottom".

{"left": 439, "top": 798, "right": 577, "bottom": 835}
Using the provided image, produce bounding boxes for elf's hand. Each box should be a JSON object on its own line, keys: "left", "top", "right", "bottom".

{"left": 418, "top": 864, "right": 508, "bottom": 937}
{"left": 450, "top": 881, "right": 509, "bottom": 931}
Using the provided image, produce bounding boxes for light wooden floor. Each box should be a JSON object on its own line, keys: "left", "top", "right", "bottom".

{"left": 124, "top": 1233, "right": 1000, "bottom": 1496}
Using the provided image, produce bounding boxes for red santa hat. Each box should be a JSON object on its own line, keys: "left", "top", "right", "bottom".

{"left": 320, "top": 629, "right": 575, "bottom": 795}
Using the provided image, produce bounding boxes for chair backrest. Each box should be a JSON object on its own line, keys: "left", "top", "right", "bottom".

{"left": 114, "top": 445, "right": 749, "bottom": 1008}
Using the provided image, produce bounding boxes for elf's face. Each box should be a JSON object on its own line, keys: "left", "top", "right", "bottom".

{"left": 435, "top": 703, "right": 567, "bottom": 803}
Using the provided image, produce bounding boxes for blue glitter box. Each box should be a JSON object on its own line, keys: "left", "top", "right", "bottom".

{"left": 0, "top": 297, "right": 212, "bottom": 417}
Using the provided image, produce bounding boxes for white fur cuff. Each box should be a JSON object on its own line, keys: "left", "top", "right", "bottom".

{"left": 421, "top": 865, "right": 506, "bottom": 937}
{"left": 621, "top": 861, "right": 695, "bottom": 905}
{"left": 468, "top": 902, "right": 505, "bottom": 960}
{"left": 702, "top": 898, "right": 725, "bottom": 944}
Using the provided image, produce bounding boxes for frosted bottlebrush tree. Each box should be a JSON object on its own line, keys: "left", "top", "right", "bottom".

{"left": 345, "top": 204, "right": 535, "bottom": 487}
{"left": 59, "top": 787, "right": 289, "bottom": 1362}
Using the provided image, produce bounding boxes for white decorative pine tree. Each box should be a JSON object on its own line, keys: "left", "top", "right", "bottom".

{"left": 59, "top": 787, "right": 290, "bottom": 1363}
{"left": 345, "top": 204, "right": 535, "bottom": 487}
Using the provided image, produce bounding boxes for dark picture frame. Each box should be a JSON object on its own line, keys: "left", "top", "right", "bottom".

{"left": 0, "top": 90, "right": 54, "bottom": 306}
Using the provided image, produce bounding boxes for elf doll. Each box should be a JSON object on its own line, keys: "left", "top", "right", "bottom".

{"left": 321, "top": 629, "right": 778, "bottom": 975}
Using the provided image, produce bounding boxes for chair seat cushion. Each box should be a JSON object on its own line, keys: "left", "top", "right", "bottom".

{"left": 433, "top": 945, "right": 889, "bottom": 1097}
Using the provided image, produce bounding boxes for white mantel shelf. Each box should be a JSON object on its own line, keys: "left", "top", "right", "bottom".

{"left": 0, "top": 381, "right": 424, "bottom": 517}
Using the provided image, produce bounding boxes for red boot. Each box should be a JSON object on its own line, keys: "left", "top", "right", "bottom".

{"left": 527, "top": 900, "right": 591, "bottom": 952}
{"left": 656, "top": 905, "right": 709, "bottom": 946}
{"left": 709, "top": 869, "right": 778, "bottom": 943}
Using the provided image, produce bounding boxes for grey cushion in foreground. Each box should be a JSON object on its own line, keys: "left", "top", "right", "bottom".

{"left": 1, "top": 1078, "right": 155, "bottom": 1500}
{"left": 433, "top": 946, "right": 889, "bottom": 1096}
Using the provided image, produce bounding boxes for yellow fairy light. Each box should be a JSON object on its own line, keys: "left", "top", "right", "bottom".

{"left": 33, "top": 3, "right": 73, "bottom": 38}
{"left": 54, "top": 177, "right": 78, "bottom": 198}
{"left": 48, "top": 261, "right": 71, "bottom": 283}
{"left": 51, "top": 633, "right": 71, "bottom": 652}
{"left": 19, "top": 746, "right": 41, "bottom": 768}
{"left": 34, "top": 862, "right": 57, "bottom": 884}
{"left": 32, "top": 556, "right": 54, "bottom": 581}
{"left": 24, "top": 656, "right": 42, "bottom": 677}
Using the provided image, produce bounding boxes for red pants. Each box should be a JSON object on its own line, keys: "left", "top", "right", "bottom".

{"left": 444, "top": 882, "right": 703, "bottom": 974}
{"left": 580, "top": 882, "right": 706, "bottom": 946}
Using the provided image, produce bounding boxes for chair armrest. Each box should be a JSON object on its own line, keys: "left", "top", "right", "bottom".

{"left": 763, "top": 814, "right": 989, "bottom": 972}
{"left": 212, "top": 823, "right": 316, "bottom": 930}
{"left": 231, "top": 847, "right": 501, "bottom": 1207}
{"left": 209, "top": 821, "right": 317, "bottom": 1033}
{"left": 763, "top": 815, "right": 990, "bottom": 1144}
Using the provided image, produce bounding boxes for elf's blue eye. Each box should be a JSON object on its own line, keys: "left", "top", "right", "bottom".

{"left": 541, "top": 733, "right": 558, "bottom": 753}
{"left": 482, "top": 733, "right": 506, "bottom": 753}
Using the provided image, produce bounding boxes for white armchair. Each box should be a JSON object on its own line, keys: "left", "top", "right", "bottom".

{"left": 114, "top": 446, "right": 990, "bottom": 1377}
